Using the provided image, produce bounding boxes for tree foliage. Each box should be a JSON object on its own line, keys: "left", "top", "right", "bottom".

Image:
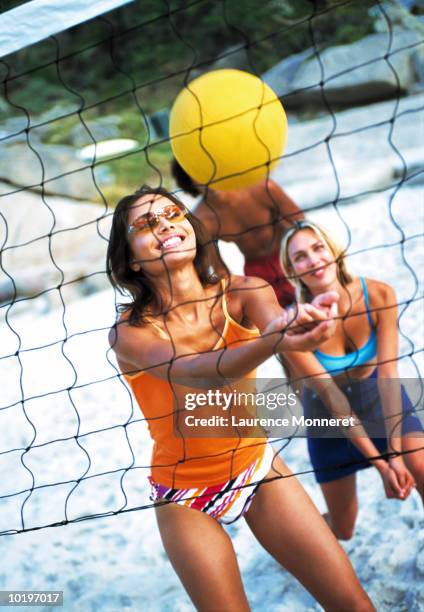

{"left": 3, "top": 0, "right": 377, "bottom": 116}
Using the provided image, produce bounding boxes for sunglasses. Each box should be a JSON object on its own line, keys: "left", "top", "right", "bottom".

{"left": 127, "top": 204, "right": 188, "bottom": 234}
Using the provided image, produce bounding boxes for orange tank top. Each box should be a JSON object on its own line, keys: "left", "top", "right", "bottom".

{"left": 124, "top": 282, "right": 266, "bottom": 488}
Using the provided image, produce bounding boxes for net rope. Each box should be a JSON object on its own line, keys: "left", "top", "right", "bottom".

{"left": 0, "top": 0, "right": 423, "bottom": 535}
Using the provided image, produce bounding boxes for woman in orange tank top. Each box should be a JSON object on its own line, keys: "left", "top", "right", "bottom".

{"left": 106, "top": 186, "right": 374, "bottom": 611}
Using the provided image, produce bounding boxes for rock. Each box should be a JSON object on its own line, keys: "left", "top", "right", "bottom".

{"left": 282, "top": 160, "right": 394, "bottom": 210}
{"left": 285, "top": 31, "right": 424, "bottom": 108}
{"left": 371, "top": 0, "right": 424, "bottom": 34}
{"left": 0, "top": 116, "right": 32, "bottom": 145}
{"left": 0, "top": 142, "right": 98, "bottom": 200}
{"left": 68, "top": 115, "right": 121, "bottom": 147}
{"left": 0, "top": 184, "right": 111, "bottom": 311}
{"left": 266, "top": 30, "right": 424, "bottom": 109}
{"left": 37, "top": 104, "right": 79, "bottom": 127}
{"left": 262, "top": 47, "right": 314, "bottom": 97}
{"left": 273, "top": 92, "right": 424, "bottom": 208}
{"left": 411, "top": 46, "right": 424, "bottom": 85}
{"left": 189, "top": 45, "right": 251, "bottom": 80}
{"left": 1, "top": 107, "right": 79, "bottom": 146}
{"left": 205, "top": 44, "right": 251, "bottom": 72}
{"left": 3, "top": 107, "right": 121, "bottom": 148}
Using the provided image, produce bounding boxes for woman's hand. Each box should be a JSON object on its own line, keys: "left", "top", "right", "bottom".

{"left": 388, "top": 455, "right": 415, "bottom": 497}
{"left": 378, "top": 459, "right": 415, "bottom": 500}
{"left": 262, "top": 301, "right": 337, "bottom": 352}
{"left": 284, "top": 292, "right": 339, "bottom": 334}
{"left": 311, "top": 291, "right": 339, "bottom": 319}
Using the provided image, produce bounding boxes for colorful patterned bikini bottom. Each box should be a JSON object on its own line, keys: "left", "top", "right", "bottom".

{"left": 149, "top": 444, "right": 275, "bottom": 524}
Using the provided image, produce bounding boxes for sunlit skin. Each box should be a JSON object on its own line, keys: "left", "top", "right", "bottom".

{"left": 194, "top": 180, "right": 304, "bottom": 258}
{"left": 128, "top": 194, "right": 197, "bottom": 278}
{"left": 285, "top": 227, "right": 424, "bottom": 539}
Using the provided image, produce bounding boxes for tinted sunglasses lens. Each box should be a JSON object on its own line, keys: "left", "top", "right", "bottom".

{"left": 163, "top": 205, "right": 185, "bottom": 221}
{"left": 132, "top": 212, "right": 158, "bottom": 232}
{"left": 129, "top": 205, "right": 185, "bottom": 233}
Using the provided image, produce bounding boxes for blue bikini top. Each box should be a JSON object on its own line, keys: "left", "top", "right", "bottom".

{"left": 314, "top": 277, "right": 377, "bottom": 375}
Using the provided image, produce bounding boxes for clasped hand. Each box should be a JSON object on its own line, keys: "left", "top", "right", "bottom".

{"left": 380, "top": 455, "right": 415, "bottom": 500}
{"left": 263, "top": 292, "right": 339, "bottom": 352}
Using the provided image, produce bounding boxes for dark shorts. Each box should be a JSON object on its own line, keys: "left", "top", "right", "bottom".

{"left": 303, "top": 371, "right": 423, "bottom": 483}
{"left": 244, "top": 250, "right": 295, "bottom": 308}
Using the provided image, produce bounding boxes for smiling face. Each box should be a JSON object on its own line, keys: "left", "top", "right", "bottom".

{"left": 127, "top": 193, "right": 196, "bottom": 276}
{"left": 287, "top": 228, "right": 338, "bottom": 293}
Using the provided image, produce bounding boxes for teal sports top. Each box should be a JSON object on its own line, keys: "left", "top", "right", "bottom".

{"left": 314, "top": 277, "right": 377, "bottom": 375}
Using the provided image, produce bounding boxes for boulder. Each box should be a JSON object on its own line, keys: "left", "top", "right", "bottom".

{"left": 272, "top": 92, "right": 424, "bottom": 208}
{"left": 210, "top": 44, "right": 251, "bottom": 71}
{"left": 0, "top": 184, "right": 111, "bottom": 312}
{"left": 0, "top": 142, "right": 99, "bottom": 200}
{"left": 189, "top": 45, "right": 251, "bottom": 80}
{"left": 290, "top": 31, "right": 423, "bottom": 106}
{"left": 262, "top": 48, "right": 314, "bottom": 98}
{"left": 68, "top": 115, "right": 121, "bottom": 147}
{"left": 0, "top": 116, "right": 34, "bottom": 145}
{"left": 412, "top": 46, "right": 424, "bottom": 86}
{"left": 372, "top": 0, "right": 424, "bottom": 34}
{"left": 266, "top": 30, "right": 424, "bottom": 109}
{"left": 0, "top": 105, "right": 80, "bottom": 145}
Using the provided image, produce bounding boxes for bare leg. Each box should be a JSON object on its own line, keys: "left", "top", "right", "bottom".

{"left": 320, "top": 473, "right": 358, "bottom": 540}
{"left": 402, "top": 435, "right": 424, "bottom": 504}
{"left": 244, "top": 456, "right": 374, "bottom": 611}
{"left": 155, "top": 502, "right": 249, "bottom": 612}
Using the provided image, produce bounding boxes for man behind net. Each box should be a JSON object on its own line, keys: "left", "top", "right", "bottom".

{"left": 171, "top": 159, "right": 304, "bottom": 307}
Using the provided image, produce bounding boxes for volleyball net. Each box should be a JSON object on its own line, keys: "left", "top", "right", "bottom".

{"left": 0, "top": 0, "right": 423, "bottom": 535}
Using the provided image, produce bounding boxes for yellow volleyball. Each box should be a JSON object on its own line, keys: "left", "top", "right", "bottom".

{"left": 169, "top": 69, "right": 287, "bottom": 191}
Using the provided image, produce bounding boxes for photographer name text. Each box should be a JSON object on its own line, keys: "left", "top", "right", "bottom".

{"left": 184, "top": 415, "right": 356, "bottom": 428}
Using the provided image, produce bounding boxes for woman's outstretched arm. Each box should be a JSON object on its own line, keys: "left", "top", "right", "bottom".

{"left": 372, "top": 281, "right": 416, "bottom": 494}
{"left": 110, "top": 277, "right": 337, "bottom": 382}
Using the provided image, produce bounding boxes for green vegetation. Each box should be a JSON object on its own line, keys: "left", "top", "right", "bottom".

{"left": 3, "top": 0, "right": 377, "bottom": 202}
{"left": 101, "top": 142, "right": 173, "bottom": 204}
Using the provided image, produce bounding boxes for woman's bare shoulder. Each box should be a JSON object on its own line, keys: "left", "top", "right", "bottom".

{"left": 224, "top": 273, "right": 276, "bottom": 308}
{"left": 364, "top": 278, "right": 396, "bottom": 305}
{"left": 226, "top": 274, "right": 272, "bottom": 292}
{"left": 108, "top": 311, "right": 159, "bottom": 349}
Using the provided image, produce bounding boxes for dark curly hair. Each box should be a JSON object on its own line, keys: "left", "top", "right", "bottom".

{"left": 106, "top": 185, "right": 228, "bottom": 325}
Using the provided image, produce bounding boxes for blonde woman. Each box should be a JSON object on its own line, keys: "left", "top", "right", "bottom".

{"left": 281, "top": 220, "right": 423, "bottom": 540}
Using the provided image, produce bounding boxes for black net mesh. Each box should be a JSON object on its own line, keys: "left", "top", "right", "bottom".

{"left": 0, "top": 0, "right": 423, "bottom": 536}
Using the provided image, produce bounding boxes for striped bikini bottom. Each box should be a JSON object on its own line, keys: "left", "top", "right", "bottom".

{"left": 149, "top": 444, "right": 275, "bottom": 524}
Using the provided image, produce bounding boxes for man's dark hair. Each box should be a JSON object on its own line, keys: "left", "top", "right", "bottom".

{"left": 171, "top": 158, "right": 201, "bottom": 197}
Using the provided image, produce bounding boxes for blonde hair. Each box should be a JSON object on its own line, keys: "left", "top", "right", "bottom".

{"left": 280, "top": 220, "right": 353, "bottom": 303}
